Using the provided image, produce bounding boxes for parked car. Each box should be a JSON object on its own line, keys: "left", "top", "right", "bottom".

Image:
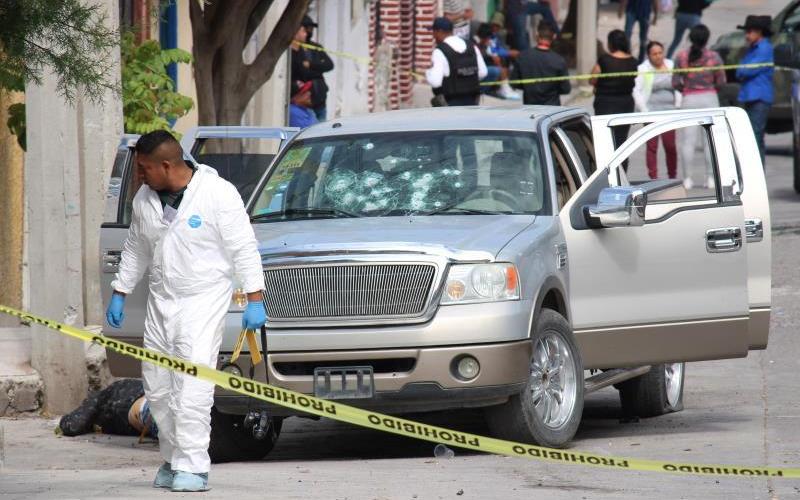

{"left": 712, "top": 0, "right": 800, "bottom": 191}
{"left": 101, "top": 106, "right": 771, "bottom": 461}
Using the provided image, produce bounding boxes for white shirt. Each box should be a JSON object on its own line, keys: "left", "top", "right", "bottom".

{"left": 425, "top": 35, "right": 488, "bottom": 89}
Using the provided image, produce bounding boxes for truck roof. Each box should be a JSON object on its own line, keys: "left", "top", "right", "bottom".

{"left": 296, "top": 105, "right": 586, "bottom": 139}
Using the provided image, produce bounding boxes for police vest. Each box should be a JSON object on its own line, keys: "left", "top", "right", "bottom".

{"left": 436, "top": 41, "right": 480, "bottom": 98}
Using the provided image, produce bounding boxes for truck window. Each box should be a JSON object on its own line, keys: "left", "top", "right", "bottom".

{"left": 560, "top": 119, "right": 596, "bottom": 176}
{"left": 548, "top": 131, "right": 579, "bottom": 210}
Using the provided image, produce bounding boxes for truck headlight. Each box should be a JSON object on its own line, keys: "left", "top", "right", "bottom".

{"left": 440, "top": 263, "right": 520, "bottom": 304}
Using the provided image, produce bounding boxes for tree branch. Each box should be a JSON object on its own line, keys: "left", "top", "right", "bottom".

{"left": 207, "top": 0, "right": 260, "bottom": 52}
{"left": 244, "top": 0, "right": 274, "bottom": 43}
{"left": 188, "top": 0, "right": 206, "bottom": 38}
{"left": 242, "top": 0, "right": 309, "bottom": 99}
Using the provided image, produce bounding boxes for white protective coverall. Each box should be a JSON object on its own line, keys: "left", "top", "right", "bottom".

{"left": 111, "top": 164, "right": 263, "bottom": 473}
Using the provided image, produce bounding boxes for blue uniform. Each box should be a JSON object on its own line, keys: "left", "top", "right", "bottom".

{"left": 289, "top": 104, "right": 318, "bottom": 128}
{"left": 736, "top": 38, "right": 774, "bottom": 104}
{"left": 736, "top": 38, "right": 774, "bottom": 165}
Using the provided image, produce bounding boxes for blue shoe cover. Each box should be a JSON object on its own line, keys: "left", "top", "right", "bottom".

{"left": 153, "top": 462, "right": 173, "bottom": 488}
{"left": 171, "top": 471, "right": 210, "bottom": 492}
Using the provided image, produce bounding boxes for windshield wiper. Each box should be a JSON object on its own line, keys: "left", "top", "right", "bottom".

{"left": 251, "top": 207, "right": 359, "bottom": 222}
{"left": 422, "top": 205, "right": 509, "bottom": 216}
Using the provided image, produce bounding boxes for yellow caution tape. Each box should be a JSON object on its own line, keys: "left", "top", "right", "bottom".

{"left": 231, "top": 328, "right": 262, "bottom": 365}
{"left": 3, "top": 303, "right": 798, "bottom": 479}
{"left": 296, "top": 40, "right": 790, "bottom": 87}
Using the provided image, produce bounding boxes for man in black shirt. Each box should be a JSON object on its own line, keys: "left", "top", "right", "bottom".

{"left": 301, "top": 15, "right": 334, "bottom": 121}
{"left": 667, "top": 0, "right": 711, "bottom": 58}
{"left": 510, "top": 22, "right": 570, "bottom": 105}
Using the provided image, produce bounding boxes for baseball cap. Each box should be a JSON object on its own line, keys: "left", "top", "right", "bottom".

{"left": 301, "top": 15, "right": 318, "bottom": 28}
{"left": 431, "top": 17, "right": 454, "bottom": 32}
{"left": 291, "top": 80, "right": 313, "bottom": 98}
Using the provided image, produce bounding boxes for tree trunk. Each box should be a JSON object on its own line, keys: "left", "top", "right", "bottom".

{"left": 188, "top": 0, "right": 310, "bottom": 127}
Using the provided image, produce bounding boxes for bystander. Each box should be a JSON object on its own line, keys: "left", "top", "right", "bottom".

{"left": 505, "top": 0, "right": 560, "bottom": 51}
{"left": 591, "top": 30, "right": 638, "bottom": 171}
{"left": 300, "top": 16, "right": 334, "bottom": 122}
{"left": 672, "top": 24, "right": 725, "bottom": 189}
{"left": 289, "top": 81, "right": 318, "bottom": 129}
{"left": 510, "top": 22, "right": 570, "bottom": 105}
{"left": 633, "top": 41, "right": 680, "bottom": 179}
{"left": 426, "top": 17, "right": 488, "bottom": 106}
{"left": 619, "top": 0, "right": 659, "bottom": 63}
{"left": 735, "top": 15, "right": 774, "bottom": 165}
{"left": 667, "top": 0, "right": 711, "bottom": 59}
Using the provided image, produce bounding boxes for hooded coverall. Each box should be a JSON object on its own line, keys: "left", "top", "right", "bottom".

{"left": 111, "top": 164, "right": 263, "bottom": 473}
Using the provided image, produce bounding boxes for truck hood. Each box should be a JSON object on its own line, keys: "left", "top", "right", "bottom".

{"left": 253, "top": 215, "right": 535, "bottom": 260}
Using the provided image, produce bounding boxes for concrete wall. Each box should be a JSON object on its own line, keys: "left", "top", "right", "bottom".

{"left": 317, "top": 0, "right": 372, "bottom": 118}
{"left": 0, "top": 90, "right": 24, "bottom": 327}
{"left": 24, "top": 0, "right": 122, "bottom": 413}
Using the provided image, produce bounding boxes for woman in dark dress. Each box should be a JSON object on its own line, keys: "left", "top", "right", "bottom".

{"left": 591, "top": 30, "right": 639, "bottom": 171}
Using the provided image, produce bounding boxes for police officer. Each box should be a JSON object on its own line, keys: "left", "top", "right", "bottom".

{"left": 425, "top": 17, "right": 488, "bottom": 106}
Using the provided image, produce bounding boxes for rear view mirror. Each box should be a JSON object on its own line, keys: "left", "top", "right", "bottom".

{"left": 583, "top": 186, "right": 646, "bottom": 228}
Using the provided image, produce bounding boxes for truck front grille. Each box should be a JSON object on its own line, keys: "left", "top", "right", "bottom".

{"left": 262, "top": 264, "right": 436, "bottom": 320}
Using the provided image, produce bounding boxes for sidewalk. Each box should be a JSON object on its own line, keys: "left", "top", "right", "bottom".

{"left": 0, "top": 327, "right": 43, "bottom": 416}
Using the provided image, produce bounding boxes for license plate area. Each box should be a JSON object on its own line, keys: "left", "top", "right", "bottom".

{"left": 313, "top": 366, "right": 374, "bottom": 399}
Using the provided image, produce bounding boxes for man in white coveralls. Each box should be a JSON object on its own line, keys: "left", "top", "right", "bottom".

{"left": 105, "top": 130, "right": 267, "bottom": 492}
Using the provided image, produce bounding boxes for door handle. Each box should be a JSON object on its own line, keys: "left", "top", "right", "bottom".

{"left": 744, "top": 218, "right": 763, "bottom": 242}
{"left": 705, "top": 227, "right": 742, "bottom": 253}
{"left": 102, "top": 250, "right": 121, "bottom": 273}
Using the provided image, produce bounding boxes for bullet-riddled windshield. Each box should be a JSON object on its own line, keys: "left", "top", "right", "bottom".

{"left": 250, "top": 131, "right": 548, "bottom": 221}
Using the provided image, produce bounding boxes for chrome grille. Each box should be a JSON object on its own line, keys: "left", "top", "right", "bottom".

{"left": 263, "top": 264, "right": 436, "bottom": 319}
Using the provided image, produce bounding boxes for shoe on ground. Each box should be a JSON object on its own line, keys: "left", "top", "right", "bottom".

{"left": 171, "top": 471, "right": 210, "bottom": 492}
{"left": 682, "top": 177, "right": 694, "bottom": 190}
{"left": 497, "top": 82, "right": 521, "bottom": 100}
{"left": 153, "top": 462, "right": 174, "bottom": 489}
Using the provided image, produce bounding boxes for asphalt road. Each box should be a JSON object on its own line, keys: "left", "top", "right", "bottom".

{"left": 1, "top": 136, "right": 799, "bottom": 499}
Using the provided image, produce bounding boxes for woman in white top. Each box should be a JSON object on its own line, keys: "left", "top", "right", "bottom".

{"left": 633, "top": 41, "right": 680, "bottom": 180}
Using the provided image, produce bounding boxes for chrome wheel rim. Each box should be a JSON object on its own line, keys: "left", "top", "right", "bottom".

{"left": 664, "top": 363, "right": 684, "bottom": 407}
{"left": 530, "top": 332, "right": 577, "bottom": 429}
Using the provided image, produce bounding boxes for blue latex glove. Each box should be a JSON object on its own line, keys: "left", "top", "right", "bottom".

{"left": 242, "top": 300, "right": 267, "bottom": 330}
{"left": 106, "top": 293, "right": 125, "bottom": 328}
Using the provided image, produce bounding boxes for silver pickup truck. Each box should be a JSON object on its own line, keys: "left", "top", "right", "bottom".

{"left": 101, "top": 106, "right": 771, "bottom": 461}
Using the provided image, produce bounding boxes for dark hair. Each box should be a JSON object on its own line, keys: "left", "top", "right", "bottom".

{"left": 607, "top": 29, "right": 630, "bottom": 54}
{"left": 477, "top": 22, "right": 492, "bottom": 39}
{"left": 537, "top": 21, "right": 555, "bottom": 40}
{"left": 688, "top": 24, "right": 710, "bottom": 64}
{"left": 134, "top": 130, "right": 180, "bottom": 155}
{"left": 646, "top": 40, "right": 663, "bottom": 54}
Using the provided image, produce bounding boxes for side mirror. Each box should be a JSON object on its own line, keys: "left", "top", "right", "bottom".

{"left": 583, "top": 186, "right": 646, "bottom": 228}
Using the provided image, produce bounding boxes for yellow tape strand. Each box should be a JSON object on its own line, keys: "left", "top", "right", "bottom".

{"left": 3, "top": 303, "right": 797, "bottom": 479}
{"left": 296, "top": 40, "right": 789, "bottom": 88}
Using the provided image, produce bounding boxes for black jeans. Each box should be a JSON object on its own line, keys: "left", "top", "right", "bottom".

{"left": 446, "top": 94, "right": 480, "bottom": 106}
{"left": 744, "top": 100, "right": 770, "bottom": 166}
{"left": 594, "top": 95, "right": 635, "bottom": 171}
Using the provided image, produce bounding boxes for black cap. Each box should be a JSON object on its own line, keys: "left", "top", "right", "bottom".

{"left": 302, "top": 15, "right": 318, "bottom": 28}
{"left": 431, "top": 17, "right": 454, "bottom": 32}
{"left": 737, "top": 15, "right": 772, "bottom": 36}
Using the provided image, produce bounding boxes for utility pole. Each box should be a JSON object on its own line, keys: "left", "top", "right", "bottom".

{"left": 24, "top": 0, "right": 122, "bottom": 414}
{"left": 576, "top": 0, "right": 598, "bottom": 94}
{"left": 0, "top": 89, "right": 24, "bottom": 326}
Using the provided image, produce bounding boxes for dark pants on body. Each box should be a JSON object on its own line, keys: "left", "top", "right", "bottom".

{"left": 667, "top": 12, "right": 701, "bottom": 59}
{"left": 446, "top": 94, "right": 480, "bottom": 106}
{"left": 624, "top": 11, "right": 650, "bottom": 63}
{"left": 744, "top": 100, "right": 770, "bottom": 166}
{"left": 595, "top": 95, "right": 635, "bottom": 171}
{"left": 510, "top": 1, "right": 560, "bottom": 51}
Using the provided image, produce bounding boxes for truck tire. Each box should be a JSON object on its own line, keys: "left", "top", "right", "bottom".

{"left": 794, "top": 129, "right": 800, "bottom": 194}
{"left": 617, "top": 363, "right": 685, "bottom": 418}
{"left": 209, "top": 407, "right": 282, "bottom": 463}
{"left": 485, "top": 309, "right": 584, "bottom": 448}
